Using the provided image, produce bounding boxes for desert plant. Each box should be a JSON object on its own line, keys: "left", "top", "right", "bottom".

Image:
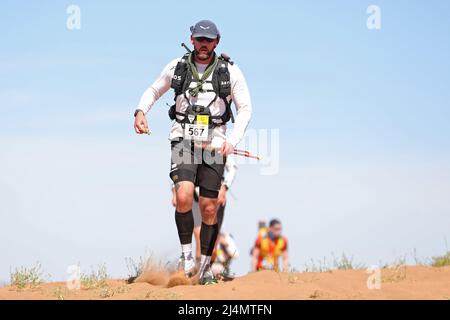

{"left": 80, "top": 264, "right": 108, "bottom": 289}
{"left": 381, "top": 256, "right": 406, "bottom": 269}
{"left": 98, "top": 286, "right": 115, "bottom": 298}
{"left": 10, "top": 262, "right": 46, "bottom": 289}
{"left": 303, "top": 257, "right": 332, "bottom": 273}
{"left": 53, "top": 287, "right": 66, "bottom": 300}
{"left": 332, "top": 252, "right": 365, "bottom": 270}
{"left": 431, "top": 252, "right": 450, "bottom": 267}
{"left": 125, "top": 256, "right": 146, "bottom": 283}
{"left": 380, "top": 256, "right": 407, "bottom": 283}
{"left": 303, "top": 253, "right": 365, "bottom": 272}
{"left": 114, "top": 285, "right": 131, "bottom": 294}
{"left": 97, "top": 284, "right": 131, "bottom": 298}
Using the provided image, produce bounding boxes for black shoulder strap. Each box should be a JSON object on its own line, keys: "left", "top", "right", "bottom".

{"left": 212, "top": 57, "right": 234, "bottom": 123}
{"left": 170, "top": 53, "right": 190, "bottom": 96}
{"left": 212, "top": 57, "right": 231, "bottom": 98}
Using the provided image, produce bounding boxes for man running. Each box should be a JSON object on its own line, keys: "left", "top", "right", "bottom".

{"left": 251, "top": 219, "right": 289, "bottom": 272}
{"left": 134, "top": 20, "right": 252, "bottom": 285}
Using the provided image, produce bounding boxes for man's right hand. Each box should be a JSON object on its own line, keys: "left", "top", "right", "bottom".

{"left": 134, "top": 111, "right": 149, "bottom": 134}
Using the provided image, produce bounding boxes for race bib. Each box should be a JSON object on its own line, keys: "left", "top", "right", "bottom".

{"left": 184, "top": 115, "right": 209, "bottom": 141}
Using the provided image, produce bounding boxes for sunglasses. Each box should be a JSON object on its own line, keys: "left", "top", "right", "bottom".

{"left": 194, "top": 37, "right": 215, "bottom": 43}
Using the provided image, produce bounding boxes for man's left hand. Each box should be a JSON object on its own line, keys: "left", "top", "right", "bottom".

{"left": 219, "top": 141, "right": 234, "bottom": 156}
{"left": 217, "top": 184, "right": 228, "bottom": 206}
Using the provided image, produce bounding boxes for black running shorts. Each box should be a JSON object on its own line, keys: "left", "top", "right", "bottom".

{"left": 170, "top": 138, "right": 226, "bottom": 198}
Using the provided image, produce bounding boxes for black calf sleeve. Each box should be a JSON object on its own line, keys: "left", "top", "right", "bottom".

{"left": 200, "top": 222, "right": 219, "bottom": 256}
{"left": 175, "top": 210, "right": 194, "bottom": 245}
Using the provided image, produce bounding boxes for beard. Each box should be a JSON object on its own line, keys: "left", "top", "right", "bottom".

{"left": 195, "top": 46, "right": 214, "bottom": 61}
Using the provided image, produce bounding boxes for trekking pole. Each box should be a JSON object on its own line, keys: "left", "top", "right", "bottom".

{"left": 212, "top": 131, "right": 262, "bottom": 160}
{"left": 232, "top": 149, "right": 262, "bottom": 160}
{"left": 203, "top": 145, "right": 261, "bottom": 160}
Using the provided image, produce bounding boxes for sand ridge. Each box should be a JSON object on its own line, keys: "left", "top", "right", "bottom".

{"left": 1, "top": 266, "right": 449, "bottom": 300}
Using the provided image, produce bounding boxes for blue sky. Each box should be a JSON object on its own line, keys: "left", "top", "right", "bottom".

{"left": 1, "top": 0, "right": 450, "bottom": 282}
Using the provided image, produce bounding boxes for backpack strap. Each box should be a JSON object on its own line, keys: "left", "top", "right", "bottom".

{"left": 212, "top": 57, "right": 234, "bottom": 124}
{"left": 170, "top": 53, "right": 190, "bottom": 96}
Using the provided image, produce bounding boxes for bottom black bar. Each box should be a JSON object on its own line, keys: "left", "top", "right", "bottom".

{"left": 0, "top": 300, "right": 445, "bottom": 318}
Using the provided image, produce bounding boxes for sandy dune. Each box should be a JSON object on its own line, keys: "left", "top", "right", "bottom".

{"left": 1, "top": 266, "right": 449, "bottom": 300}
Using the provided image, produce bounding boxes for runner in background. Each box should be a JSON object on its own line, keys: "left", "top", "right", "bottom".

{"left": 251, "top": 219, "right": 289, "bottom": 272}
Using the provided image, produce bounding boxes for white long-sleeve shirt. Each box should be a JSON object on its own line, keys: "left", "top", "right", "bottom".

{"left": 137, "top": 56, "right": 252, "bottom": 148}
